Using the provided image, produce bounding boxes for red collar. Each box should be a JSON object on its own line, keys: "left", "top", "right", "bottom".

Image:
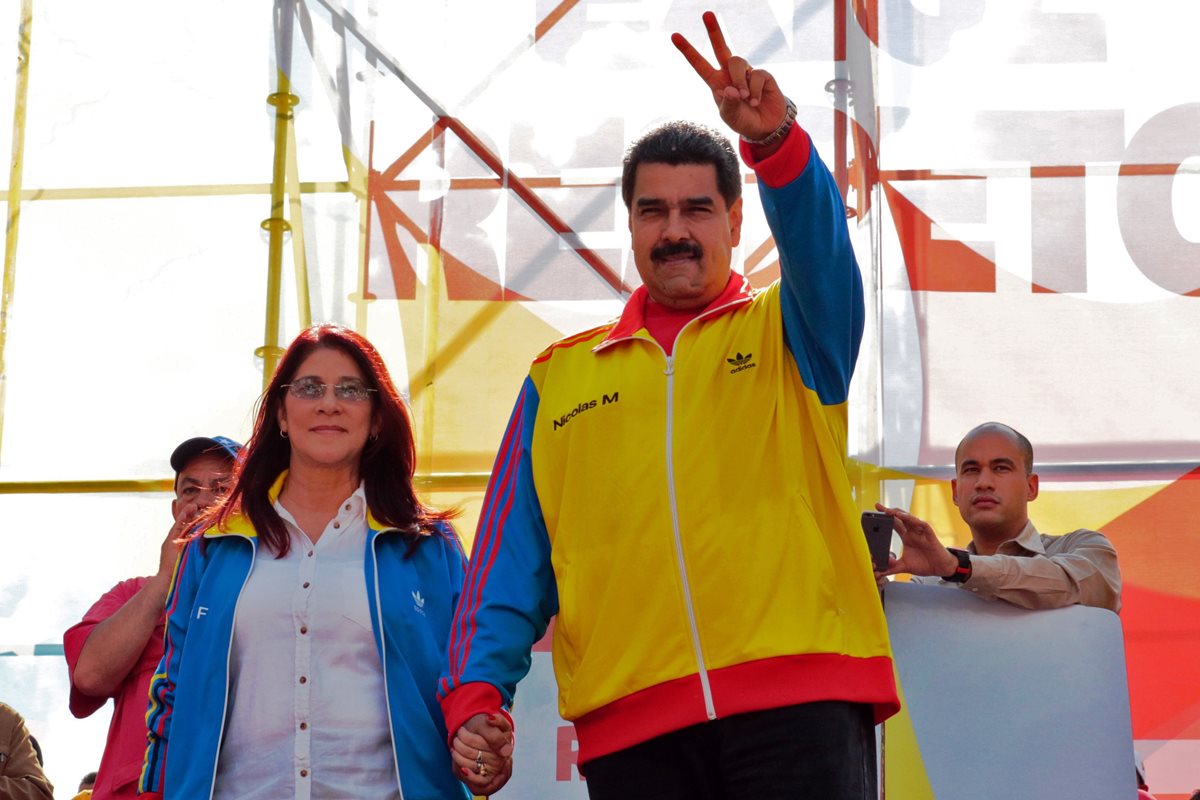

{"left": 601, "top": 272, "right": 755, "bottom": 345}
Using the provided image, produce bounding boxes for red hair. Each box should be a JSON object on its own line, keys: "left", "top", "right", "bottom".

{"left": 203, "top": 324, "right": 453, "bottom": 556}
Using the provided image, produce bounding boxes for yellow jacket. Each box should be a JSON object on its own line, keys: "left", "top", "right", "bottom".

{"left": 440, "top": 128, "right": 899, "bottom": 764}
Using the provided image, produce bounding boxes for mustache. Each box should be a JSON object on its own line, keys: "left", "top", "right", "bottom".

{"left": 650, "top": 241, "right": 703, "bottom": 261}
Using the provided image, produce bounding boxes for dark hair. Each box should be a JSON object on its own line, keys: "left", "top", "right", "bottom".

{"left": 621, "top": 121, "right": 742, "bottom": 210}
{"left": 956, "top": 422, "right": 1035, "bottom": 475}
{"left": 205, "top": 324, "right": 453, "bottom": 556}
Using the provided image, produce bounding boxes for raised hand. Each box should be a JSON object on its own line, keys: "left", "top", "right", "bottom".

{"left": 155, "top": 525, "right": 185, "bottom": 585}
{"left": 874, "top": 503, "right": 961, "bottom": 579}
{"left": 451, "top": 713, "right": 514, "bottom": 795}
{"left": 671, "top": 11, "right": 789, "bottom": 143}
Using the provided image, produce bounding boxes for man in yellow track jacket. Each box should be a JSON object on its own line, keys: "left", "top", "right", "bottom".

{"left": 439, "top": 13, "right": 899, "bottom": 799}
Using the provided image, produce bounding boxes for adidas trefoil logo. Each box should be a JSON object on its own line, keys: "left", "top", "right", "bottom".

{"left": 412, "top": 590, "right": 426, "bottom": 615}
{"left": 726, "top": 351, "right": 757, "bottom": 374}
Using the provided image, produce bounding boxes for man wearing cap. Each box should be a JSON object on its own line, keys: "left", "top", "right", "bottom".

{"left": 63, "top": 436, "right": 240, "bottom": 800}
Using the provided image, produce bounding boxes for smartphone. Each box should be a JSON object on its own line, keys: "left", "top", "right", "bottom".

{"left": 860, "top": 511, "right": 894, "bottom": 572}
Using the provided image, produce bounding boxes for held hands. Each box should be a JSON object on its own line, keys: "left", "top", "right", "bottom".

{"left": 873, "top": 503, "right": 960, "bottom": 579}
{"left": 672, "top": 11, "right": 789, "bottom": 145}
{"left": 452, "top": 713, "right": 514, "bottom": 796}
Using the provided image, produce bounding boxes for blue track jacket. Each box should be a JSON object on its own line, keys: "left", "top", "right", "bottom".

{"left": 140, "top": 493, "right": 471, "bottom": 800}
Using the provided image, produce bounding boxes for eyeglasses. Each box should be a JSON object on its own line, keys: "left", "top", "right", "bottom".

{"left": 282, "top": 377, "right": 377, "bottom": 403}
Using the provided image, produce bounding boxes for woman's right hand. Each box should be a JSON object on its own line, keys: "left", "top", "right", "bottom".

{"left": 451, "top": 713, "right": 514, "bottom": 795}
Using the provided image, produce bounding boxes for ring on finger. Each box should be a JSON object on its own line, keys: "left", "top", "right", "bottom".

{"left": 474, "top": 749, "right": 484, "bottom": 774}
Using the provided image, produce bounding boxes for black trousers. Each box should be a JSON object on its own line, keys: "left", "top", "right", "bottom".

{"left": 582, "top": 701, "right": 877, "bottom": 800}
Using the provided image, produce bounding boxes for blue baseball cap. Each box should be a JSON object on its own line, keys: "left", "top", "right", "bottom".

{"left": 170, "top": 435, "right": 243, "bottom": 474}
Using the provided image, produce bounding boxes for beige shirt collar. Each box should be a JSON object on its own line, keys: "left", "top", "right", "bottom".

{"left": 968, "top": 519, "right": 1045, "bottom": 556}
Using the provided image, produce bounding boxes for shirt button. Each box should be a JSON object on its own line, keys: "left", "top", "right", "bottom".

{"left": 307, "top": 550, "right": 314, "bottom": 557}
{"left": 299, "top": 676, "right": 307, "bottom": 684}
{"left": 299, "top": 722, "right": 308, "bottom": 731}
{"left": 302, "top": 581, "right": 311, "bottom": 589}
{"left": 300, "top": 769, "right": 309, "bottom": 778}
{"left": 344, "top": 504, "right": 351, "bottom": 511}
{"left": 300, "top": 626, "right": 308, "bottom": 635}
{"left": 333, "top": 521, "right": 340, "bottom": 529}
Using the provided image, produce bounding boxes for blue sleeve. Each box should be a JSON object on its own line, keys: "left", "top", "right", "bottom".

{"left": 759, "top": 133, "right": 865, "bottom": 404}
{"left": 439, "top": 377, "right": 558, "bottom": 707}
{"left": 140, "top": 537, "right": 202, "bottom": 795}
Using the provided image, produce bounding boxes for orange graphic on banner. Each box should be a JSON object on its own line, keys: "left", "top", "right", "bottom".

{"left": 847, "top": 115, "right": 878, "bottom": 220}
{"left": 370, "top": 181, "right": 527, "bottom": 302}
{"left": 1100, "top": 467, "right": 1200, "bottom": 741}
{"left": 851, "top": 0, "right": 878, "bottom": 47}
{"left": 367, "top": 117, "right": 628, "bottom": 302}
{"left": 882, "top": 180, "right": 996, "bottom": 293}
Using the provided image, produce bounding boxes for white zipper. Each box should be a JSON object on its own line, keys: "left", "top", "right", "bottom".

{"left": 662, "top": 351, "right": 716, "bottom": 721}
{"left": 208, "top": 534, "right": 256, "bottom": 800}
{"left": 595, "top": 296, "right": 753, "bottom": 721}
{"left": 664, "top": 296, "right": 750, "bottom": 720}
{"left": 371, "top": 530, "right": 405, "bottom": 799}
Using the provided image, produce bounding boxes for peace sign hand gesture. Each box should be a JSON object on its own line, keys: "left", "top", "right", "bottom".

{"left": 671, "top": 11, "right": 789, "bottom": 145}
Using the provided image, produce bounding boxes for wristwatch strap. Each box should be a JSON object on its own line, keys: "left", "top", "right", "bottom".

{"left": 942, "top": 548, "right": 973, "bottom": 584}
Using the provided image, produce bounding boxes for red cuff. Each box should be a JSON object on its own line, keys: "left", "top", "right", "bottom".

{"left": 739, "top": 124, "right": 812, "bottom": 189}
{"left": 440, "top": 682, "right": 512, "bottom": 748}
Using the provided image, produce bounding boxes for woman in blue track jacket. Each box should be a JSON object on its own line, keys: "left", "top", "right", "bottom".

{"left": 140, "top": 325, "right": 472, "bottom": 800}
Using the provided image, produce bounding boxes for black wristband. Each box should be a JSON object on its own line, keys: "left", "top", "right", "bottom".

{"left": 942, "top": 548, "right": 972, "bottom": 583}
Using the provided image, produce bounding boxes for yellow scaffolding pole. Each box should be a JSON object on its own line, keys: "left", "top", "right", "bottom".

{"left": 285, "top": 118, "right": 312, "bottom": 329}
{"left": 416, "top": 244, "right": 443, "bottom": 477}
{"left": 0, "top": 0, "right": 32, "bottom": 459}
{"left": 350, "top": 129, "right": 373, "bottom": 334}
{"left": 0, "top": 479, "right": 173, "bottom": 495}
{"left": 412, "top": 126, "right": 449, "bottom": 479}
{"left": 12, "top": 181, "right": 349, "bottom": 201}
{"left": 0, "top": 472, "right": 490, "bottom": 495}
{"left": 259, "top": 79, "right": 298, "bottom": 387}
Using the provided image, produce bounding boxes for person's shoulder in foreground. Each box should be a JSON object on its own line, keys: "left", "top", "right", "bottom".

{"left": 0, "top": 702, "right": 55, "bottom": 800}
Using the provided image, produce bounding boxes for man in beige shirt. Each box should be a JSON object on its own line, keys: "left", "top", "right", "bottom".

{"left": 876, "top": 422, "right": 1122, "bottom": 613}
{"left": 0, "top": 702, "right": 54, "bottom": 800}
